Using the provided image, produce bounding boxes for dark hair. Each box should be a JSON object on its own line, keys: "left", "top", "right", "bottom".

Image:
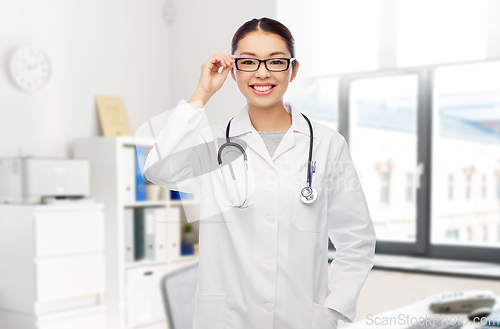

{"left": 231, "top": 17, "right": 297, "bottom": 69}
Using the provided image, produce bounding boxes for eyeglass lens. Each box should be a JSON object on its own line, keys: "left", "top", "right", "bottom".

{"left": 237, "top": 58, "right": 290, "bottom": 72}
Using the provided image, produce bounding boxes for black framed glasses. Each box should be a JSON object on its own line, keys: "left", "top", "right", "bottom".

{"left": 234, "top": 57, "right": 296, "bottom": 72}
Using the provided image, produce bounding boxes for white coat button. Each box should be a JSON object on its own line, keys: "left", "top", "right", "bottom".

{"left": 263, "top": 303, "right": 273, "bottom": 312}
{"left": 266, "top": 215, "right": 276, "bottom": 224}
{"left": 264, "top": 259, "right": 275, "bottom": 268}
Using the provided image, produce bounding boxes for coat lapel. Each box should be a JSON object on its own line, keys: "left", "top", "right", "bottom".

{"left": 226, "top": 103, "right": 316, "bottom": 169}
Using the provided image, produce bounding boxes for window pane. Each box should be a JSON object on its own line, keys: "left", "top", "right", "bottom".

{"left": 397, "top": 0, "right": 488, "bottom": 67}
{"left": 288, "top": 77, "right": 339, "bottom": 131}
{"left": 432, "top": 61, "right": 500, "bottom": 247}
{"left": 350, "top": 75, "right": 419, "bottom": 242}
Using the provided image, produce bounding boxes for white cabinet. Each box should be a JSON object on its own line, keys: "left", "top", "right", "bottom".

{"left": 74, "top": 136, "right": 199, "bottom": 329}
{"left": 126, "top": 265, "right": 169, "bottom": 327}
{"left": 0, "top": 204, "right": 106, "bottom": 329}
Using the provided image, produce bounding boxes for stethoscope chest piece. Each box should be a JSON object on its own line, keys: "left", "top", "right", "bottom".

{"left": 300, "top": 186, "right": 318, "bottom": 204}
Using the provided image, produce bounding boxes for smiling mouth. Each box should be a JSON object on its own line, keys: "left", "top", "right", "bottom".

{"left": 250, "top": 85, "right": 276, "bottom": 92}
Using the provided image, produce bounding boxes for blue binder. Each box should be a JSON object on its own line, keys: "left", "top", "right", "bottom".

{"left": 135, "top": 147, "right": 147, "bottom": 201}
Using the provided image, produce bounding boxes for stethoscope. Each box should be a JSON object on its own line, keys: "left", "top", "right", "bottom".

{"left": 217, "top": 112, "right": 317, "bottom": 208}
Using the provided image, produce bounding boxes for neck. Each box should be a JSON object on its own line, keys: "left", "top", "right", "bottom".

{"left": 247, "top": 101, "right": 292, "bottom": 132}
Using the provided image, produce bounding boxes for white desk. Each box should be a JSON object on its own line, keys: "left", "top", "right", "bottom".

{"left": 346, "top": 296, "right": 500, "bottom": 329}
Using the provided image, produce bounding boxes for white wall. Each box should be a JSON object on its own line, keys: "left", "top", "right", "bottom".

{"left": 165, "top": 0, "right": 277, "bottom": 126}
{"left": 0, "top": 0, "right": 169, "bottom": 158}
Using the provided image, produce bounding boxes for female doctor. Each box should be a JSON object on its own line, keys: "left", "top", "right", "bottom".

{"left": 143, "top": 17, "right": 376, "bottom": 329}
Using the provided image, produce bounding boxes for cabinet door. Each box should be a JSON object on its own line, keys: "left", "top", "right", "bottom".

{"left": 36, "top": 254, "right": 105, "bottom": 302}
{"left": 35, "top": 208, "right": 104, "bottom": 257}
{"left": 126, "top": 265, "right": 168, "bottom": 327}
{"left": 38, "top": 309, "right": 106, "bottom": 329}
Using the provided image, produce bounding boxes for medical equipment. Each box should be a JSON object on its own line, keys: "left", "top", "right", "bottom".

{"left": 217, "top": 112, "right": 316, "bottom": 208}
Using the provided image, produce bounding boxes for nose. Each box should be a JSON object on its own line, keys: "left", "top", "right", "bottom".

{"left": 254, "top": 61, "right": 270, "bottom": 78}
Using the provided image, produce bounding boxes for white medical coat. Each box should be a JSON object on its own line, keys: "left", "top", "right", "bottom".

{"left": 143, "top": 99, "right": 376, "bottom": 329}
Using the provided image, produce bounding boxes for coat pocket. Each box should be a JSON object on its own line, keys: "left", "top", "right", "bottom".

{"left": 311, "top": 302, "right": 339, "bottom": 329}
{"left": 194, "top": 292, "right": 227, "bottom": 329}
{"left": 292, "top": 172, "right": 327, "bottom": 233}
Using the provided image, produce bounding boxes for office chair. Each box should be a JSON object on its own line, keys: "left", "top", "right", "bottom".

{"left": 161, "top": 260, "right": 199, "bottom": 329}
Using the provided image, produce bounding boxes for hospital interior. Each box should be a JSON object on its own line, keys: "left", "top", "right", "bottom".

{"left": 1, "top": 1, "right": 500, "bottom": 329}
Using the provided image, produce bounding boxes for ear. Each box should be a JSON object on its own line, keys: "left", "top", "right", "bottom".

{"left": 231, "top": 67, "right": 236, "bottom": 81}
{"left": 289, "top": 60, "right": 299, "bottom": 83}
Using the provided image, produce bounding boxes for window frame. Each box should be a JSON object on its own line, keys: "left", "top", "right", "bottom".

{"left": 334, "top": 61, "right": 499, "bottom": 263}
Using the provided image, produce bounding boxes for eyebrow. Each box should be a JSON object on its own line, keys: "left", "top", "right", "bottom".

{"left": 239, "top": 51, "right": 287, "bottom": 57}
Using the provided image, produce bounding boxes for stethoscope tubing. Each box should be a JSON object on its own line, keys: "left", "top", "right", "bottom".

{"left": 218, "top": 110, "right": 314, "bottom": 207}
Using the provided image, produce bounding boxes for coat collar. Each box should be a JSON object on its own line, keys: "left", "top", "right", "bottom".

{"left": 225, "top": 103, "right": 316, "bottom": 167}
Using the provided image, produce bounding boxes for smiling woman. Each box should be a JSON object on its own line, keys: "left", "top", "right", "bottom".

{"left": 143, "top": 16, "right": 376, "bottom": 329}
{"left": 228, "top": 20, "right": 299, "bottom": 131}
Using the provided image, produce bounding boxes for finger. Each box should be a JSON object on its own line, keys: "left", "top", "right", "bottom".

{"left": 221, "top": 65, "right": 232, "bottom": 78}
{"left": 226, "top": 62, "right": 236, "bottom": 73}
{"left": 209, "top": 55, "right": 223, "bottom": 65}
{"left": 218, "top": 56, "right": 228, "bottom": 68}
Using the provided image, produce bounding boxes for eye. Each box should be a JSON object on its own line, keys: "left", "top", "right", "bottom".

{"left": 269, "top": 59, "right": 285, "bottom": 65}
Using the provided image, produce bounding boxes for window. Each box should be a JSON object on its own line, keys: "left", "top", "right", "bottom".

{"left": 446, "top": 229, "right": 459, "bottom": 241}
{"left": 465, "top": 174, "right": 472, "bottom": 200}
{"left": 381, "top": 172, "right": 390, "bottom": 204}
{"left": 349, "top": 75, "right": 418, "bottom": 242}
{"left": 406, "top": 173, "right": 413, "bottom": 202}
{"left": 432, "top": 61, "right": 500, "bottom": 250}
{"left": 288, "top": 77, "right": 339, "bottom": 132}
{"left": 337, "top": 62, "right": 500, "bottom": 261}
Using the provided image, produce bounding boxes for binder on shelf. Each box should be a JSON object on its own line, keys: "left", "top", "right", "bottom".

{"left": 167, "top": 207, "right": 181, "bottom": 260}
{"left": 154, "top": 207, "right": 167, "bottom": 261}
{"left": 170, "top": 190, "right": 194, "bottom": 200}
{"left": 145, "top": 207, "right": 155, "bottom": 260}
{"left": 135, "top": 147, "right": 147, "bottom": 201}
{"left": 124, "top": 208, "right": 135, "bottom": 263}
{"left": 133, "top": 208, "right": 145, "bottom": 260}
{"left": 123, "top": 147, "right": 136, "bottom": 204}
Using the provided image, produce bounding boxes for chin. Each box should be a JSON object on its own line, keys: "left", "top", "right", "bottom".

{"left": 247, "top": 93, "right": 284, "bottom": 107}
{"left": 248, "top": 97, "right": 277, "bottom": 107}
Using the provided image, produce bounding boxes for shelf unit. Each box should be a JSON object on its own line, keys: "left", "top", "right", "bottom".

{"left": 73, "top": 136, "right": 200, "bottom": 329}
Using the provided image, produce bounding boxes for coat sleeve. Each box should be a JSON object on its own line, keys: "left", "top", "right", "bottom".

{"left": 322, "top": 135, "right": 377, "bottom": 323}
{"left": 143, "top": 99, "right": 213, "bottom": 194}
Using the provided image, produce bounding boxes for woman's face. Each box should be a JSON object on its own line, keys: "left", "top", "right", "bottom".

{"left": 231, "top": 31, "right": 299, "bottom": 109}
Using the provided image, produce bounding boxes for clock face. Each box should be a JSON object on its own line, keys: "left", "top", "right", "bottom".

{"left": 9, "top": 46, "right": 51, "bottom": 92}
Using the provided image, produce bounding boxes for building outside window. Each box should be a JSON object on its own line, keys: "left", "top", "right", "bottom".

{"left": 448, "top": 174, "right": 454, "bottom": 201}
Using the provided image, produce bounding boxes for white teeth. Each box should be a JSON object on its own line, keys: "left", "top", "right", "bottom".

{"left": 252, "top": 85, "right": 273, "bottom": 92}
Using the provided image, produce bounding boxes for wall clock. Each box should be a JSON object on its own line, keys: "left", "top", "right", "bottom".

{"left": 9, "top": 46, "right": 51, "bottom": 92}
